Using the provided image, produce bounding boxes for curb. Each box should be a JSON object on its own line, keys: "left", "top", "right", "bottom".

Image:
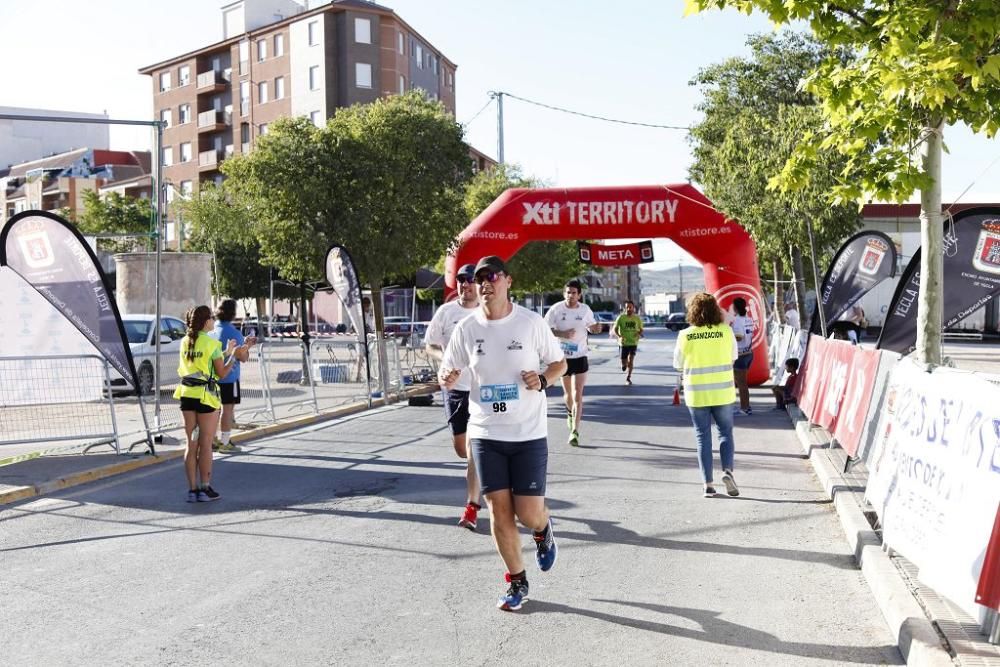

{"left": 788, "top": 406, "right": 954, "bottom": 667}
{"left": 0, "top": 384, "right": 436, "bottom": 507}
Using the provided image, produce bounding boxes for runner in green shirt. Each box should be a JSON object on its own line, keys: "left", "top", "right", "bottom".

{"left": 612, "top": 300, "right": 644, "bottom": 385}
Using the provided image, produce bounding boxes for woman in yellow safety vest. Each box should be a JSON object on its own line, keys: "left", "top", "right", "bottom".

{"left": 174, "top": 304, "right": 239, "bottom": 503}
{"left": 672, "top": 293, "right": 740, "bottom": 498}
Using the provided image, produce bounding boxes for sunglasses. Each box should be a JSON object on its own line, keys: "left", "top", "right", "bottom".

{"left": 475, "top": 271, "right": 505, "bottom": 285}
{"left": 457, "top": 274, "right": 475, "bottom": 285}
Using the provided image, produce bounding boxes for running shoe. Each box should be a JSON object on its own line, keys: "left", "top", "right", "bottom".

{"left": 199, "top": 486, "right": 221, "bottom": 502}
{"left": 703, "top": 485, "right": 717, "bottom": 498}
{"left": 187, "top": 490, "right": 200, "bottom": 503}
{"left": 218, "top": 442, "right": 242, "bottom": 453}
{"left": 211, "top": 438, "right": 223, "bottom": 451}
{"left": 497, "top": 573, "right": 530, "bottom": 611}
{"left": 533, "top": 518, "right": 558, "bottom": 572}
{"left": 568, "top": 430, "right": 579, "bottom": 447}
{"left": 458, "top": 503, "right": 478, "bottom": 531}
{"left": 743, "top": 408, "right": 753, "bottom": 416}
{"left": 621, "top": 362, "right": 627, "bottom": 372}
{"left": 722, "top": 471, "right": 740, "bottom": 497}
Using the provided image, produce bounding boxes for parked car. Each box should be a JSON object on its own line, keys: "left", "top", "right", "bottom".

{"left": 382, "top": 316, "right": 428, "bottom": 339}
{"left": 110, "top": 315, "right": 188, "bottom": 394}
{"left": 593, "top": 311, "right": 616, "bottom": 334}
{"left": 665, "top": 313, "right": 689, "bottom": 331}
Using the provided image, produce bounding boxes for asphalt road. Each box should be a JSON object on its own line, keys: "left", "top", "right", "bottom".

{"left": 1, "top": 328, "right": 902, "bottom": 666}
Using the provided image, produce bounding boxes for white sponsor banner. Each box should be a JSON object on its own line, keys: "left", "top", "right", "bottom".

{"left": 866, "top": 359, "right": 1000, "bottom": 619}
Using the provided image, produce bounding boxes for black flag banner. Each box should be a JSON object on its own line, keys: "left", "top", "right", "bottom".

{"left": 811, "top": 231, "right": 897, "bottom": 334}
{"left": 324, "top": 243, "right": 371, "bottom": 381}
{"left": 0, "top": 210, "right": 139, "bottom": 389}
{"left": 878, "top": 206, "right": 1000, "bottom": 354}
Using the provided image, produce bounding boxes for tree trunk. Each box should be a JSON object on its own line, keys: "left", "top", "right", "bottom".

{"left": 773, "top": 258, "right": 785, "bottom": 323}
{"left": 790, "top": 245, "right": 808, "bottom": 329}
{"left": 917, "top": 119, "right": 944, "bottom": 366}
{"left": 369, "top": 282, "right": 392, "bottom": 399}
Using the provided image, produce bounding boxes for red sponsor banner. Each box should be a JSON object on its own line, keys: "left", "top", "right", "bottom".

{"left": 831, "top": 348, "right": 880, "bottom": 456}
{"left": 976, "top": 504, "right": 1000, "bottom": 611}
{"left": 578, "top": 240, "right": 654, "bottom": 266}
{"left": 795, "top": 335, "right": 829, "bottom": 419}
{"left": 813, "top": 340, "right": 856, "bottom": 432}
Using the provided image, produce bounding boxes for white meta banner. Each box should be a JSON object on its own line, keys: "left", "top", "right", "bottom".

{"left": 866, "top": 359, "right": 1000, "bottom": 619}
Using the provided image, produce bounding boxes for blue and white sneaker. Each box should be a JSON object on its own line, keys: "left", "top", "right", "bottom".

{"left": 497, "top": 574, "right": 529, "bottom": 611}
{"left": 187, "top": 490, "right": 200, "bottom": 503}
{"left": 534, "top": 518, "right": 558, "bottom": 572}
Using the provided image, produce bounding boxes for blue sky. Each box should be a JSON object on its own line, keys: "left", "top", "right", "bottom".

{"left": 4, "top": 0, "right": 1000, "bottom": 268}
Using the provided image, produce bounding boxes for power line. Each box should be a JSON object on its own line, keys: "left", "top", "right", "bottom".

{"left": 496, "top": 91, "right": 689, "bottom": 131}
{"left": 461, "top": 98, "right": 494, "bottom": 127}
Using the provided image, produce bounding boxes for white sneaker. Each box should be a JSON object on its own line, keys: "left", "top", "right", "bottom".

{"left": 722, "top": 470, "right": 740, "bottom": 497}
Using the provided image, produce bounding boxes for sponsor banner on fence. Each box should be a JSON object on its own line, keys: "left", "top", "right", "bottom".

{"left": 831, "top": 348, "right": 881, "bottom": 457}
{"left": 577, "top": 240, "right": 654, "bottom": 266}
{"left": 854, "top": 351, "right": 900, "bottom": 465}
{"left": 866, "top": 359, "right": 1000, "bottom": 619}
{"left": 793, "top": 335, "right": 828, "bottom": 418}
{"left": 811, "top": 339, "right": 856, "bottom": 433}
{"left": 0, "top": 210, "right": 138, "bottom": 390}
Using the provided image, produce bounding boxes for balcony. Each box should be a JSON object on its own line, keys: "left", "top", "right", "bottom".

{"left": 197, "top": 109, "right": 230, "bottom": 133}
{"left": 196, "top": 70, "right": 228, "bottom": 93}
{"left": 198, "top": 149, "right": 223, "bottom": 171}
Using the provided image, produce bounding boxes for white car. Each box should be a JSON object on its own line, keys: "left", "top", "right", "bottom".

{"left": 109, "top": 315, "right": 188, "bottom": 394}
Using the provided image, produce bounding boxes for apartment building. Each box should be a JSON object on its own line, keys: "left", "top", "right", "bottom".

{"left": 1, "top": 107, "right": 110, "bottom": 170}
{"left": 138, "top": 0, "right": 459, "bottom": 195}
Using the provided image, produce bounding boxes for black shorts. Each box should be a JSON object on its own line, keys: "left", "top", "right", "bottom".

{"left": 734, "top": 352, "right": 754, "bottom": 371}
{"left": 220, "top": 381, "right": 241, "bottom": 405}
{"left": 180, "top": 397, "right": 217, "bottom": 414}
{"left": 471, "top": 437, "right": 548, "bottom": 496}
{"left": 564, "top": 356, "right": 589, "bottom": 376}
{"left": 620, "top": 345, "right": 638, "bottom": 360}
{"left": 444, "top": 389, "right": 470, "bottom": 436}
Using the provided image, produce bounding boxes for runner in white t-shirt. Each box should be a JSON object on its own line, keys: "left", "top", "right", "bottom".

{"left": 545, "top": 280, "right": 602, "bottom": 446}
{"left": 729, "top": 297, "right": 755, "bottom": 415}
{"left": 424, "top": 263, "right": 481, "bottom": 531}
{"left": 440, "top": 255, "right": 567, "bottom": 612}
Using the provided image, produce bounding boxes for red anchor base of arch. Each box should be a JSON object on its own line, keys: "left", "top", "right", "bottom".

{"left": 446, "top": 184, "right": 769, "bottom": 385}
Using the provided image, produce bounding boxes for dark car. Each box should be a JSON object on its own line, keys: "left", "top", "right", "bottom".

{"left": 665, "top": 313, "right": 688, "bottom": 331}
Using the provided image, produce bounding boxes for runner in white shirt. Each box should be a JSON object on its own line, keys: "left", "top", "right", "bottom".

{"left": 545, "top": 280, "right": 603, "bottom": 446}
{"left": 729, "top": 297, "right": 755, "bottom": 415}
{"left": 440, "top": 255, "right": 566, "bottom": 612}
{"left": 425, "top": 263, "right": 482, "bottom": 531}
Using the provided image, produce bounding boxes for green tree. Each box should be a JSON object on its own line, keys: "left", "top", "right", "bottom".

{"left": 75, "top": 190, "right": 154, "bottom": 254}
{"left": 688, "top": 32, "right": 861, "bottom": 325}
{"left": 463, "top": 164, "right": 585, "bottom": 296}
{"left": 687, "top": 0, "right": 1000, "bottom": 363}
{"left": 223, "top": 91, "right": 472, "bottom": 336}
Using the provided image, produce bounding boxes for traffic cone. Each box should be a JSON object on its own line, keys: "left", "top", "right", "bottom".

{"left": 672, "top": 386, "right": 681, "bottom": 405}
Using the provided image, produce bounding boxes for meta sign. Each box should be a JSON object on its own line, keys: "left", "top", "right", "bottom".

{"left": 578, "top": 240, "right": 654, "bottom": 267}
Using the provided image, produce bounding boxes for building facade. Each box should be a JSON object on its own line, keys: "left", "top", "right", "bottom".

{"left": 138, "top": 0, "right": 459, "bottom": 196}
{"left": 0, "top": 107, "right": 110, "bottom": 171}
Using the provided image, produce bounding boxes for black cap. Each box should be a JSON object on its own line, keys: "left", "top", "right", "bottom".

{"left": 474, "top": 255, "right": 507, "bottom": 276}
{"left": 457, "top": 263, "right": 476, "bottom": 280}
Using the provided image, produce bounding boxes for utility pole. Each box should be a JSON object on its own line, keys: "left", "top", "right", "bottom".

{"left": 490, "top": 91, "right": 505, "bottom": 164}
{"left": 678, "top": 261, "right": 683, "bottom": 302}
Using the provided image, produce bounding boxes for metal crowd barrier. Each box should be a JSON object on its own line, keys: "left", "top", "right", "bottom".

{"left": 261, "top": 339, "right": 320, "bottom": 416}
{"left": 0, "top": 354, "right": 132, "bottom": 458}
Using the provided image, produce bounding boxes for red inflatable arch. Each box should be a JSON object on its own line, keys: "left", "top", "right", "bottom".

{"left": 446, "top": 184, "right": 769, "bottom": 385}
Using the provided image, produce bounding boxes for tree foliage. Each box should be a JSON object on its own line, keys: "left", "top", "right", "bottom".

{"left": 463, "top": 164, "right": 585, "bottom": 296}
{"left": 75, "top": 190, "right": 154, "bottom": 254}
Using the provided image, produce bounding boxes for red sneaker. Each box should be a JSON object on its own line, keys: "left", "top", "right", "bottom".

{"left": 458, "top": 503, "right": 478, "bottom": 531}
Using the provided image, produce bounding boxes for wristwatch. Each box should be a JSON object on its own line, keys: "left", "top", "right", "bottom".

{"left": 537, "top": 374, "right": 548, "bottom": 391}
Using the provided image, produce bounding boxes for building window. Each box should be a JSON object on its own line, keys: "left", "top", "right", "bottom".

{"left": 274, "top": 33, "right": 284, "bottom": 57}
{"left": 398, "top": 75, "right": 405, "bottom": 94}
{"left": 240, "top": 122, "right": 250, "bottom": 144}
{"left": 257, "top": 38, "right": 267, "bottom": 61}
{"left": 308, "top": 20, "right": 319, "bottom": 45}
{"left": 240, "top": 81, "right": 251, "bottom": 116}
{"left": 354, "top": 17, "right": 371, "bottom": 44}
{"left": 447, "top": 71, "right": 453, "bottom": 87}
{"left": 178, "top": 103, "right": 191, "bottom": 124}
{"left": 159, "top": 71, "right": 171, "bottom": 92}
{"left": 160, "top": 108, "right": 172, "bottom": 128}
{"left": 180, "top": 142, "right": 192, "bottom": 163}
{"left": 180, "top": 180, "right": 193, "bottom": 197}
{"left": 275, "top": 76, "right": 285, "bottom": 100}
{"left": 356, "top": 63, "right": 372, "bottom": 89}
{"left": 309, "top": 65, "right": 320, "bottom": 90}
{"left": 238, "top": 40, "right": 249, "bottom": 74}
{"left": 397, "top": 31, "right": 404, "bottom": 54}
{"left": 178, "top": 65, "right": 191, "bottom": 86}
{"left": 415, "top": 45, "right": 423, "bottom": 69}
{"left": 161, "top": 146, "right": 173, "bottom": 167}
{"left": 258, "top": 81, "right": 268, "bottom": 104}
{"left": 259, "top": 123, "right": 269, "bottom": 135}
{"left": 310, "top": 110, "right": 322, "bottom": 127}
